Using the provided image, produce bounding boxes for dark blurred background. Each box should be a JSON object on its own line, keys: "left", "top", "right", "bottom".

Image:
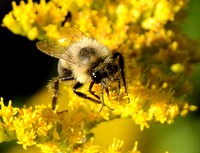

{"left": 0, "top": 0, "right": 57, "bottom": 106}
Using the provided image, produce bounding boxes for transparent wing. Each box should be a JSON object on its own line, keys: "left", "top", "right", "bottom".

{"left": 58, "top": 27, "right": 86, "bottom": 46}
{"left": 36, "top": 27, "right": 86, "bottom": 59}
{"left": 36, "top": 40, "right": 67, "bottom": 59}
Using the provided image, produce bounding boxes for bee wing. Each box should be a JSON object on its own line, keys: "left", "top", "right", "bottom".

{"left": 36, "top": 27, "right": 86, "bottom": 59}
{"left": 58, "top": 27, "right": 86, "bottom": 46}
{"left": 36, "top": 40, "right": 67, "bottom": 60}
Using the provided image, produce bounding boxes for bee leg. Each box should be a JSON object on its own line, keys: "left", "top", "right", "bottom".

{"left": 112, "top": 52, "right": 127, "bottom": 92}
{"left": 89, "top": 81, "right": 110, "bottom": 98}
{"left": 98, "top": 88, "right": 104, "bottom": 112}
{"left": 105, "top": 87, "right": 109, "bottom": 97}
{"left": 59, "top": 76, "right": 74, "bottom": 81}
{"left": 48, "top": 78, "right": 60, "bottom": 110}
{"left": 112, "top": 52, "right": 130, "bottom": 102}
{"left": 99, "top": 87, "right": 114, "bottom": 112}
{"left": 114, "top": 78, "right": 120, "bottom": 96}
{"left": 88, "top": 82, "right": 113, "bottom": 111}
{"left": 73, "top": 82, "right": 102, "bottom": 104}
{"left": 50, "top": 75, "right": 75, "bottom": 110}
{"left": 49, "top": 75, "right": 75, "bottom": 112}
{"left": 73, "top": 82, "right": 114, "bottom": 112}
{"left": 89, "top": 81, "right": 100, "bottom": 99}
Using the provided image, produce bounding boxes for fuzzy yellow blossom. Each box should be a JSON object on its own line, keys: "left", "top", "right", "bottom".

{"left": 0, "top": 98, "right": 142, "bottom": 153}
{"left": 1, "top": 0, "right": 200, "bottom": 152}
{"left": 2, "top": 0, "right": 68, "bottom": 40}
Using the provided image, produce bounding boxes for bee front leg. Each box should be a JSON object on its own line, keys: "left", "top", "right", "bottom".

{"left": 114, "top": 78, "right": 121, "bottom": 96}
{"left": 89, "top": 81, "right": 100, "bottom": 99}
{"left": 99, "top": 87, "right": 114, "bottom": 112}
{"left": 112, "top": 52, "right": 130, "bottom": 102}
{"left": 89, "top": 81, "right": 110, "bottom": 98}
{"left": 73, "top": 82, "right": 114, "bottom": 112}
{"left": 73, "top": 82, "right": 101, "bottom": 104}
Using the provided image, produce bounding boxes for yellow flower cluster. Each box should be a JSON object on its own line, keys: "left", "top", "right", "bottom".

{"left": 1, "top": 0, "right": 187, "bottom": 47}
{"left": 1, "top": 0, "right": 200, "bottom": 152}
{"left": 0, "top": 98, "right": 141, "bottom": 153}
{"left": 2, "top": 0, "right": 68, "bottom": 40}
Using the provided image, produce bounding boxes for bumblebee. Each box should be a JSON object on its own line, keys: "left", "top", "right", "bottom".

{"left": 36, "top": 27, "right": 128, "bottom": 111}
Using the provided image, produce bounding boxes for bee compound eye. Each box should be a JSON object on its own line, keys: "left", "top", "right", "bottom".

{"left": 91, "top": 71, "right": 102, "bottom": 83}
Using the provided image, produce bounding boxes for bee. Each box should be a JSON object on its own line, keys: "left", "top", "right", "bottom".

{"left": 36, "top": 27, "right": 128, "bottom": 111}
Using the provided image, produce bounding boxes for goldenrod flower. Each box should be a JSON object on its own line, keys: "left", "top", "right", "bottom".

{"left": 1, "top": 0, "right": 200, "bottom": 152}
{"left": 0, "top": 98, "right": 143, "bottom": 152}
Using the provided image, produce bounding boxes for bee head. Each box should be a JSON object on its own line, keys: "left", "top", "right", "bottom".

{"left": 89, "top": 57, "right": 117, "bottom": 87}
